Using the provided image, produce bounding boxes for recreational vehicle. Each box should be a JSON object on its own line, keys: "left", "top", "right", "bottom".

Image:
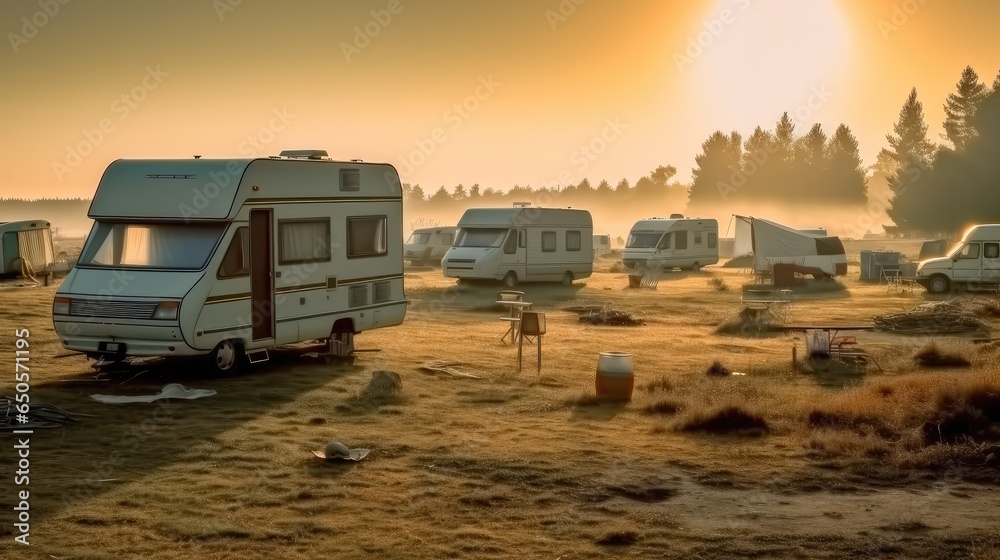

{"left": 593, "top": 233, "right": 612, "bottom": 257}
{"left": 622, "top": 217, "right": 719, "bottom": 272}
{"left": 916, "top": 224, "right": 1000, "bottom": 293}
{"left": 404, "top": 226, "right": 457, "bottom": 264}
{"left": 52, "top": 150, "right": 406, "bottom": 372}
{"left": 731, "top": 215, "right": 847, "bottom": 277}
{"left": 442, "top": 206, "right": 593, "bottom": 287}
{"left": 0, "top": 219, "right": 55, "bottom": 276}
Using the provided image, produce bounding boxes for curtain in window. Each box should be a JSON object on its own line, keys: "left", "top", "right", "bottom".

{"left": 281, "top": 221, "right": 331, "bottom": 263}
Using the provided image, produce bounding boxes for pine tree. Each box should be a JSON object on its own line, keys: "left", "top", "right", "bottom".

{"left": 942, "top": 66, "right": 988, "bottom": 150}
{"left": 615, "top": 178, "right": 630, "bottom": 194}
{"left": 825, "top": 124, "right": 867, "bottom": 203}
{"left": 689, "top": 131, "right": 742, "bottom": 206}
{"left": 992, "top": 70, "right": 1000, "bottom": 93}
{"left": 452, "top": 184, "right": 467, "bottom": 200}
{"left": 886, "top": 87, "right": 935, "bottom": 185}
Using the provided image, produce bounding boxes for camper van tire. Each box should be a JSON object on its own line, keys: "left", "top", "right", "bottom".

{"left": 211, "top": 340, "right": 244, "bottom": 374}
{"left": 502, "top": 272, "right": 518, "bottom": 288}
{"left": 691, "top": 262, "right": 700, "bottom": 272}
{"left": 928, "top": 275, "right": 950, "bottom": 294}
{"left": 562, "top": 272, "right": 573, "bottom": 286}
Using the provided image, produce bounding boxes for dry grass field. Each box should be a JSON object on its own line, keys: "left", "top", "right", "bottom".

{"left": 2, "top": 256, "right": 1000, "bottom": 559}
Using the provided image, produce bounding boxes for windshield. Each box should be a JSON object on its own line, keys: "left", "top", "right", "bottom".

{"left": 79, "top": 222, "right": 227, "bottom": 270}
{"left": 626, "top": 232, "right": 663, "bottom": 248}
{"left": 455, "top": 228, "right": 508, "bottom": 248}
{"left": 406, "top": 232, "right": 431, "bottom": 245}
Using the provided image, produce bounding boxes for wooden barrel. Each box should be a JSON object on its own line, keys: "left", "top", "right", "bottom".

{"left": 596, "top": 351, "right": 634, "bottom": 401}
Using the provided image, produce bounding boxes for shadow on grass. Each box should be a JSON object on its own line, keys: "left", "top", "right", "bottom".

{"left": 568, "top": 393, "right": 629, "bottom": 420}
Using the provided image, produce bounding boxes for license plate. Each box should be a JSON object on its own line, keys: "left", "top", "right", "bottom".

{"left": 100, "top": 341, "right": 125, "bottom": 353}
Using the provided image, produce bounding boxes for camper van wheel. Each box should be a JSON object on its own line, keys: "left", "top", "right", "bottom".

{"left": 211, "top": 340, "right": 243, "bottom": 374}
{"left": 502, "top": 272, "right": 518, "bottom": 288}
{"left": 928, "top": 275, "right": 950, "bottom": 294}
{"left": 561, "top": 272, "right": 573, "bottom": 286}
{"left": 691, "top": 262, "right": 700, "bottom": 272}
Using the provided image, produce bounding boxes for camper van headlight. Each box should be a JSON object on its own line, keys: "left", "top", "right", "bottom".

{"left": 151, "top": 301, "right": 179, "bottom": 320}
{"left": 53, "top": 296, "right": 71, "bottom": 315}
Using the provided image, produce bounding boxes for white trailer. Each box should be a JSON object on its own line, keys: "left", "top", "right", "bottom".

{"left": 916, "top": 224, "right": 1000, "bottom": 293}
{"left": 52, "top": 150, "right": 406, "bottom": 372}
{"left": 622, "top": 216, "right": 719, "bottom": 272}
{"left": 404, "top": 226, "right": 457, "bottom": 264}
{"left": 593, "top": 233, "right": 612, "bottom": 257}
{"left": 0, "top": 219, "right": 55, "bottom": 276}
{"left": 442, "top": 206, "right": 593, "bottom": 287}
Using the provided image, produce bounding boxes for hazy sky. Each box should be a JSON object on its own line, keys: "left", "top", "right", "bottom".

{"left": 2, "top": 0, "right": 998, "bottom": 199}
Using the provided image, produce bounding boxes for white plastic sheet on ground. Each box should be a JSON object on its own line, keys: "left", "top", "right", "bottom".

{"left": 91, "top": 383, "right": 217, "bottom": 404}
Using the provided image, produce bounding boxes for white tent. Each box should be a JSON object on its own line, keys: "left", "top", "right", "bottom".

{"left": 731, "top": 215, "right": 846, "bottom": 276}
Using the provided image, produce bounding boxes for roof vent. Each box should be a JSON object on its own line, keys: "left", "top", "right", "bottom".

{"left": 279, "top": 150, "right": 330, "bottom": 160}
{"left": 512, "top": 202, "right": 532, "bottom": 208}
{"left": 669, "top": 213, "right": 685, "bottom": 219}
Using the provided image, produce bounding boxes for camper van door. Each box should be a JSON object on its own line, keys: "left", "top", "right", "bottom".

{"left": 499, "top": 228, "right": 526, "bottom": 278}
{"left": 952, "top": 242, "right": 983, "bottom": 282}
{"left": 249, "top": 209, "right": 275, "bottom": 340}
{"left": 984, "top": 242, "right": 1000, "bottom": 283}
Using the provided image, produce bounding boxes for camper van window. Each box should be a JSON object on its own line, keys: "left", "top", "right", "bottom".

{"left": 542, "top": 231, "right": 557, "bottom": 252}
{"left": 218, "top": 227, "right": 250, "bottom": 278}
{"left": 347, "top": 216, "right": 388, "bottom": 258}
{"left": 657, "top": 233, "right": 671, "bottom": 250}
{"left": 279, "top": 219, "right": 332, "bottom": 264}
{"left": 958, "top": 243, "right": 981, "bottom": 259}
{"left": 443, "top": 233, "right": 454, "bottom": 246}
{"left": 985, "top": 243, "right": 999, "bottom": 259}
{"left": 694, "top": 232, "right": 702, "bottom": 245}
{"left": 518, "top": 229, "right": 526, "bottom": 248}
{"left": 627, "top": 233, "right": 661, "bottom": 248}
{"left": 675, "top": 231, "right": 688, "bottom": 250}
{"left": 455, "top": 228, "right": 506, "bottom": 248}
{"left": 406, "top": 232, "right": 431, "bottom": 245}
{"left": 79, "top": 222, "right": 225, "bottom": 270}
{"left": 503, "top": 230, "right": 518, "bottom": 254}
{"left": 708, "top": 232, "right": 717, "bottom": 249}
{"left": 566, "top": 230, "right": 581, "bottom": 251}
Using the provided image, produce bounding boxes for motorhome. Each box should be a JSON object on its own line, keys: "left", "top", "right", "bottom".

{"left": 593, "top": 233, "right": 612, "bottom": 257}
{"left": 916, "top": 224, "right": 1000, "bottom": 293}
{"left": 622, "top": 216, "right": 719, "bottom": 272}
{"left": 0, "top": 219, "right": 55, "bottom": 276}
{"left": 442, "top": 206, "right": 593, "bottom": 287}
{"left": 404, "top": 226, "right": 457, "bottom": 264}
{"left": 52, "top": 150, "right": 406, "bottom": 372}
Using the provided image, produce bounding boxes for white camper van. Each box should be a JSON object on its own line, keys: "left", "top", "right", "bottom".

{"left": 916, "top": 224, "right": 1000, "bottom": 293}
{"left": 593, "top": 233, "right": 612, "bottom": 257}
{"left": 442, "top": 206, "right": 593, "bottom": 287}
{"left": 622, "top": 216, "right": 719, "bottom": 272}
{"left": 404, "top": 226, "right": 457, "bottom": 264}
{"left": 52, "top": 150, "right": 406, "bottom": 372}
{"left": 0, "top": 219, "right": 55, "bottom": 276}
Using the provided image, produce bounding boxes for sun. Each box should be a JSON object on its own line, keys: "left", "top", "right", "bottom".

{"left": 685, "top": 0, "right": 851, "bottom": 129}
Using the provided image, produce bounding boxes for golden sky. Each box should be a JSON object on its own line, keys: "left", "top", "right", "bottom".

{"left": 1, "top": 0, "right": 998, "bottom": 199}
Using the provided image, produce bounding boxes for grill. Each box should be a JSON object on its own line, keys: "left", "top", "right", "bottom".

{"left": 373, "top": 281, "right": 391, "bottom": 303}
{"left": 447, "top": 258, "right": 476, "bottom": 264}
{"left": 69, "top": 299, "right": 157, "bottom": 319}
{"left": 349, "top": 285, "right": 369, "bottom": 308}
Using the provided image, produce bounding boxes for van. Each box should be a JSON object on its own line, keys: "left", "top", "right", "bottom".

{"left": 442, "top": 206, "right": 593, "bottom": 287}
{"left": 52, "top": 150, "right": 406, "bottom": 372}
{"left": 622, "top": 216, "right": 719, "bottom": 272}
{"left": 0, "top": 219, "right": 55, "bottom": 276}
{"left": 593, "top": 233, "right": 612, "bottom": 257}
{"left": 916, "top": 224, "right": 1000, "bottom": 293}
{"left": 404, "top": 226, "right": 457, "bottom": 264}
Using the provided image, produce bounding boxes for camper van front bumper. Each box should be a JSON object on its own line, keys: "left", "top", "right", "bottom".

{"left": 53, "top": 320, "right": 198, "bottom": 357}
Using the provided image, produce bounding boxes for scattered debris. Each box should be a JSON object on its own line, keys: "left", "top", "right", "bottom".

{"left": 311, "top": 441, "right": 370, "bottom": 461}
{"left": 715, "top": 306, "right": 782, "bottom": 336}
{"left": 1, "top": 397, "right": 82, "bottom": 429}
{"left": 418, "top": 361, "right": 481, "bottom": 379}
{"left": 90, "top": 383, "right": 217, "bottom": 404}
{"left": 874, "top": 300, "right": 992, "bottom": 336}
{"left": 578, "top": 305, "right": 644, "bottom": 326}
{"left": 363, "top": 370, "right": 403, "bottom": 397}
